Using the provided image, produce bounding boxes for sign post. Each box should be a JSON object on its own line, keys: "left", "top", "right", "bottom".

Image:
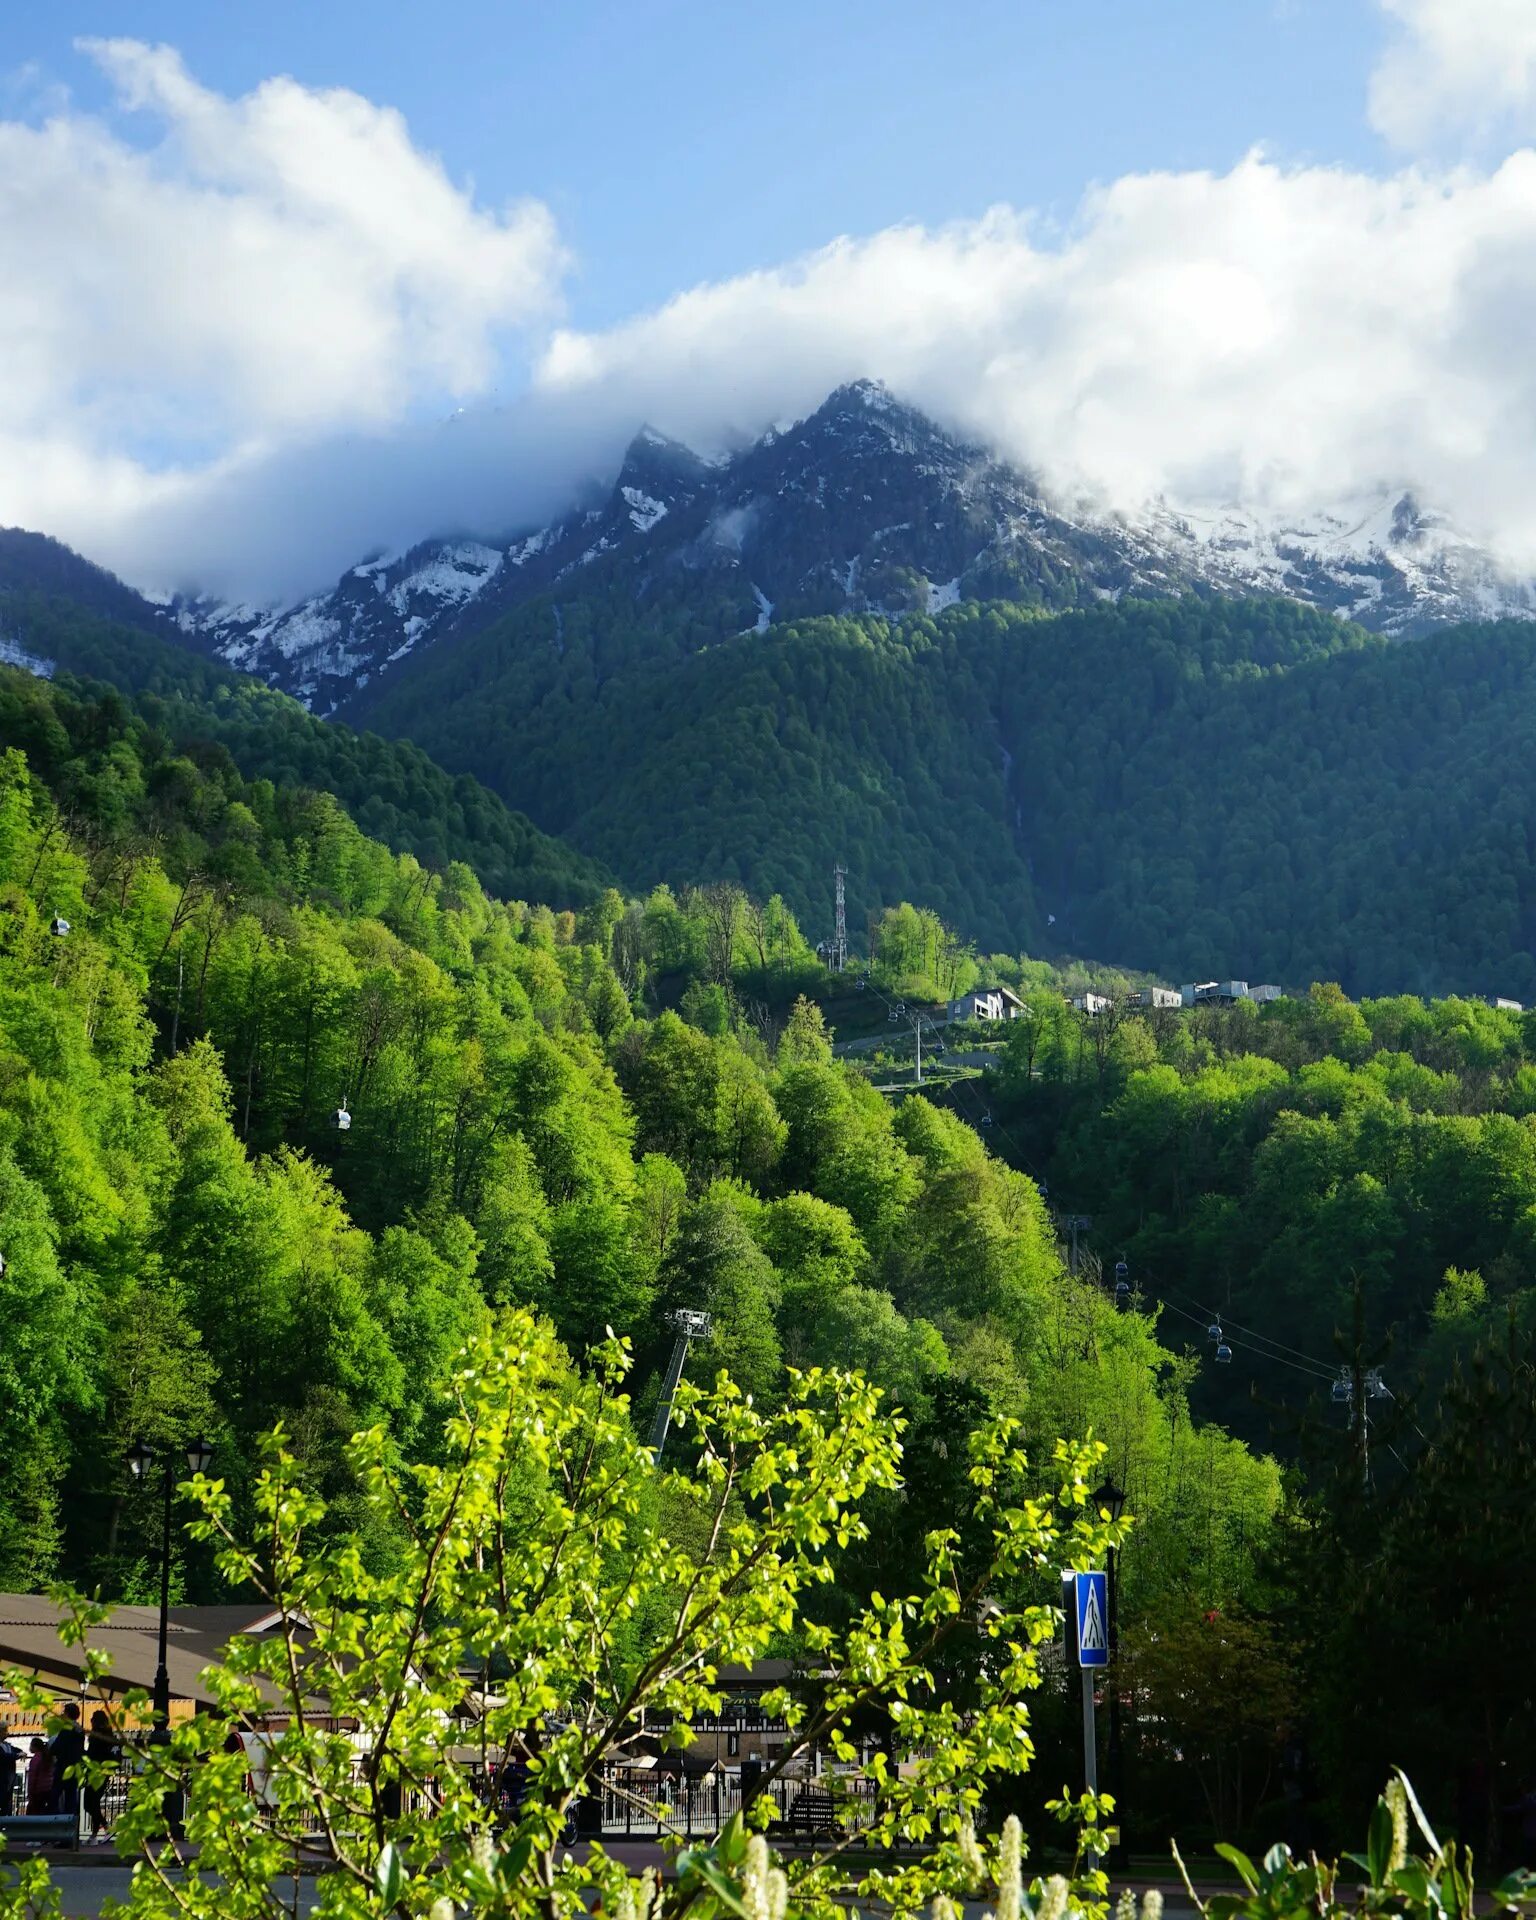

{"left": 1074, "top": 1571, "right": 1108, "bottom": 1861}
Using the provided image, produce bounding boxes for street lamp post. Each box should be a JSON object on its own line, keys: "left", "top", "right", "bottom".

{"left": 1094, "top": 1476, "right": 1128, "bottom": 1858}
{"left": 127, "top": 1436, "right": 214, "bottom": 1727}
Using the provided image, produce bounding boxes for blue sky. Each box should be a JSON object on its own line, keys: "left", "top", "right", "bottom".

{"left": 8, "top": 0, "right": 1387, "bottom": 331}
{"left": 6, "top": 0, "right": 1536, "bottom": 600}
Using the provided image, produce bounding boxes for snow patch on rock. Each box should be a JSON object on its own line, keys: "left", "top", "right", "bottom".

{"left": 621, "top": 487, "right": 669, "bottom": 534}
{"left": 746, "top": 585, "right": 774, "bottom": 635}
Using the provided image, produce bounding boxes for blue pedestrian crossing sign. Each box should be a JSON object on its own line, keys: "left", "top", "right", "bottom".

{"left": 1075, "top": 1571, "right": 1109, "bottom": 1668}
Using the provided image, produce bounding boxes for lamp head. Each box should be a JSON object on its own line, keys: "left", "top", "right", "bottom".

{"left": 1093, "top": 1476, "right": 1127, "bottom": 1523}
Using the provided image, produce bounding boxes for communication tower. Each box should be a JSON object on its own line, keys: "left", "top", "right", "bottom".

{"left": 831, "top": 864, "right": 848, "bottom": 973}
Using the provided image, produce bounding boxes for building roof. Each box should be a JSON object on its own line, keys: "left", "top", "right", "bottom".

{"left": 0, "top": 1613, "right": 811, "bottom": 1729}
{"left": 0, "top": 1594, "right": 285, "bottom": 1709}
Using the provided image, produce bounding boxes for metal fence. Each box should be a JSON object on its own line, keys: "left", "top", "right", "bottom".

{"left": 1, "top": 1748, "right": 875, "bottom": 1848}
{"left": 596, "top": 1766, "right": 873, "bottom": 1840}
{"left": 0, "top": 1742, "right": 143, "bottom": 1838}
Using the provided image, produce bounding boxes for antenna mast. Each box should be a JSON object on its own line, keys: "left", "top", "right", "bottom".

{"left": 831, "top": 864, "right": 848, "bottom": 973}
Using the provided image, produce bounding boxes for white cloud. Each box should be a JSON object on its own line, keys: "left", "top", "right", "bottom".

{"left": 13, "top": 36, "right": 1536, "bottom": 605}
{"left": 0, "top": 39, "right": 564, "bottom": 578}
{"left": 1370, "top": 0, "right": 1536, "bottom": 149}
{"left": 530, "top": 154, "right": 1536, "bottom": 572}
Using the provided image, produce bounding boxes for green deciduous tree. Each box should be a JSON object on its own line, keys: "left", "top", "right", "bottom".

{"left": 2, "top": 1320, "right": 1126, "bottom": 1920}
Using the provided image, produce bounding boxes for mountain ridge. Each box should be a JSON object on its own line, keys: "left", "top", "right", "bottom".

{"left": 151, "top": 380, "right": 1536, "bottom": 715}
{"left": 0, "top": 566, "right": 611, "bottom": 908}
{"left": 11, "top": 524, "right": 1536, "bottom": 997}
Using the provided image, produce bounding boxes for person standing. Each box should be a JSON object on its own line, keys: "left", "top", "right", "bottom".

{"left": 83, "top": 1711, "right": 119, "bottom": 1845}
{"left": 24, "top": 1738, "right": 53, "bottom": 1816}
{"left": 47, "top": 1703, "right": 85, "bottom": 1824}
{"left": 0, "top": 1737, "right": 20, "bottom": 1818}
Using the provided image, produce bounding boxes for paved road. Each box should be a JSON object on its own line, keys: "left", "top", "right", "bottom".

{"left": 6, "top": 1862, "right": 1201, "bottom": 1920}
{"left": 2, "top": 1864, "right": 322, "bottom": 1915}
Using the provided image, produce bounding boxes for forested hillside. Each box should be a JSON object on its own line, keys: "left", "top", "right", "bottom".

{"left": 986, "top": 988, "right": 1536, "bottom": 1426}
{"left": 973, "top": 983, "right": 1536, "bottom": 1828}
{"left": 14, "top": 531, "right": 1536, "bottom": 1000}
{"left": 0, "top": 664, "right": 1272, "bottom": 1617}
{"left": 5, "top": 655, "right": 1536, "bottom": 1844}
{"left": 352, "top": 590, "right": 1536, "bottom": 998}
{"left": 0, "top": 586, "right": 609, "bottom": 905}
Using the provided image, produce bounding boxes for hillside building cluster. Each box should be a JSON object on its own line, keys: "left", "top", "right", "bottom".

{"left": 947, "top": 981, "right": 1527, "bottom": 1024}
{"left": 946, "top": 985, "right": 1028, "bottom": 1022}
{"left": 1065, "top": 978, "right": 1283, "bottom": 1016}
{"left": 947, "top": 978, "right": 1288, "bottom": 1023}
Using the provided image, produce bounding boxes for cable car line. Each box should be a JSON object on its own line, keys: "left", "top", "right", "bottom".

{"left": 1151, "top": 1296, "right": 1337, "bottom": 1383}
{"left": 1168, "top": 1292, "right": 1337, "bottom": 1375}
{"left": 1161, "top": 1290, "right": 1338, "bottom": 1379}
{"left": 1152, "top": 1297, "right": 1328, "bottom": 1374}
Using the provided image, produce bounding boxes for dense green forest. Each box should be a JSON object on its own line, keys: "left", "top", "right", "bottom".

{"left": 0, "top": 662, "right": 1271, "bottom": 1604}
{"left": 0, "top": 583, "right": 609, "bottom": 906}
{"left": 4, "top": 640, "right": 1536, "bottom": 1855}
{"left": 12, "top": 555, "right": 1536, "bottom": 1002}
{"left": 986, "top": 987, "right": 1536, "bottom": 1419}
{"left": 352, "top": 590, "right": 1536, "bottom": 999}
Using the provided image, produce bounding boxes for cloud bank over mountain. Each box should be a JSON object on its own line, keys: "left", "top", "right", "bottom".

{"left": 6, "top": 7, "right": 1536, "bottom": 603}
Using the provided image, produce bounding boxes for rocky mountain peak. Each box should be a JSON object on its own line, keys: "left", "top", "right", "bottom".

{"left": 143, "top": 380, "right": 1536, "bottom": 716}
{"left": 616, "top": 424, "right": 712, "bottom": 495}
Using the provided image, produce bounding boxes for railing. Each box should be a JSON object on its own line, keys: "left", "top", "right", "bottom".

{"left": 1, "top": 1750, "right": 878, "bottom": 1847}
{"left": 595, "top": 1766, "right": 875, "bottom": 1840}
{"left": 0, "top": 1737, "right": 150, "bottom": 1839}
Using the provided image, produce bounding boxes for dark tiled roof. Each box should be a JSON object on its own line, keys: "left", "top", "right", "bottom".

{"left": 0, "top": 1594, "right": 280, "bottom": 1706}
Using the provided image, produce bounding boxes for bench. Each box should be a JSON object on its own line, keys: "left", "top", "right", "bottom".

{"left": 0, "top": 1813, "right": 79, "bottom": 1849}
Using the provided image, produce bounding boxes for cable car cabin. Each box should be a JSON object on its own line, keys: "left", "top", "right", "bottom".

{"left": 1114, "top": 1280, "right": 1131, "bottom": 1306}
{"left": 50, "top": 916, "right": 71, "bottom": 937}
{"left": 1215, "top": 1342, "right": 1233, "bottom": 1364}
{"left": 1207, "top": 1321, "right": 1223, "bottom": 1342}
{"left": 1331, "top": 1377, "right": 1352, "bottom": 1405}
{"left": 331, "top": 1105, "right": 352, "bottom": 1132}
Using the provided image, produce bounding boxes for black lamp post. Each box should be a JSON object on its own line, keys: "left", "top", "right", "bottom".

{"left": 1094, "top": 1476, "right": 1128, "bottom": 1858}
{"left": 127, "top": 1436, "right": 214, "bottom": 1727}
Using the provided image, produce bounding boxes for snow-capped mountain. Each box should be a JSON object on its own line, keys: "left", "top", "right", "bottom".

{"left": 168, "top": 381, "right": 1536, "bottom": 714}
{"left": 172, "top": 540, "right": 510, "bottom": 709}
{"left": 169, "top": 425, "right": 719, "bottom": 715}
{"left": 1134, "top": 493, "right": 1536, "bottom": 635}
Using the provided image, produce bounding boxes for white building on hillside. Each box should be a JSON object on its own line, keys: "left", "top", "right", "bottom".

{"left": 1126, "top": 986, "right": 1182, "bottom": 1010}
{"left": 948, "top": 985, "right": 1027, "bottom": 1023}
